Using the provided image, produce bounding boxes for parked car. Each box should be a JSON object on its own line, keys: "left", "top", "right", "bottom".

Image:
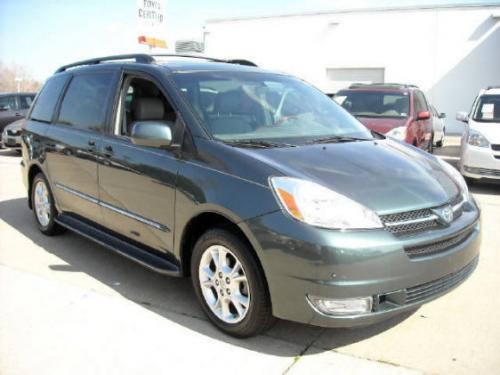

{"left": 1, "top": 118, "right": 25, "bottom": 151}
{"left": 0, "top": 92, "right": 36, "bottom": 147}
{"left": 457, "top": 86, "right": 500, "bottom": 181}
{"left": 431, "top": 105, "right": 446, "bottom": 147}
{"left": 21, "top": 54, "right": 480, "bottom": 337}
{"left": 335, "top": 83, "right": 434, "bottom": 152}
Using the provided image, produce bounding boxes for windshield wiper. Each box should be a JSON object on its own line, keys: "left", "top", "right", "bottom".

{"left": 306, "top": 135, "right": 373, "bottom": 144}
{"left": 224, "top": 139, "right": 297, "bottom": 148}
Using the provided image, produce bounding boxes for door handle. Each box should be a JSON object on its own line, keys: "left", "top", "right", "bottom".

{"left": 15, "top": 113, "right": 22, "bottom": 117}
{"left": 104, "top": 144, "right": 113, "bottom": 157}
{"left": 87, "top": 139, "right": 96, "bottom": 152}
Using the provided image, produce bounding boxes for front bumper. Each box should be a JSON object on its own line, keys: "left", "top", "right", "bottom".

{"left": 460, "top": 144, "right": 500, "bottom": 180}
{"left": 1, "top": 134, "right": 22, "bottom": 149}
{"left": 241, "top": 201, "right": 481, "bottom": 328}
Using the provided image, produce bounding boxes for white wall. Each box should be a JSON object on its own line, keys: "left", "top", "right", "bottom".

{"left": 204, "top": 6, "right": 500, "bottom": 134}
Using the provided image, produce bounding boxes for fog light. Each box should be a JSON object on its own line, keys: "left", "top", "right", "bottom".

{"left": 307, "top": 295, "right": 373, "bottom": 316}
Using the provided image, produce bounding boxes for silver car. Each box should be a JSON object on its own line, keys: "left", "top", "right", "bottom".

{"left": 0, "top": 92, "right": 36, "bottom": 147}
{"left": 1, "top": 118, "right": 25, "bottom": 151}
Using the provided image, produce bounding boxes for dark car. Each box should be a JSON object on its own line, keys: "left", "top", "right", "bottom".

{"left": 21, "top": 55, "right": 480, "bottom": 337}
{"left": 0, "top": 92, "right": 36, "bottom": 146}
{"left": 335, "top": 84, "right": 435, "bottom": 152}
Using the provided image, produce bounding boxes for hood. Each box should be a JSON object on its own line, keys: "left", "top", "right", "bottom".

{"left": 469, "top": 119, "right": 500, "bottom": 143}
{"left": 356, "top": 116, "right": 409, "bottom": 134}
{"left": 5, "top": 119, "right": 25, "bottom": 131}
{"left": 238, "top": 139, "right": 459, "bottom": 215}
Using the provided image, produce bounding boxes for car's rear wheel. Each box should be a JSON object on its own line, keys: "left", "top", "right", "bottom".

{"left": 191, "top": 228, "right": 274, "bottom": 337}
{"left": 31, "top": 173, "right": 64, "bottom": 236}
{"left": 427, "top": 133, "right": 434, "bottom": 153}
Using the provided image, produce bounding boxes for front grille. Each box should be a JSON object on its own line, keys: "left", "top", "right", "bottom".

{"left": 380, "top": 194, "right": 463, "bottom": 236}
{"left": 380, "top": 208, "right": 438, "bottom": 235}
{"left": 404, "top": 228, "right": 474, "bottom": 258}
{"left": 465, "top": 167, "right": 500, "bottom": 177}
{"left": 6, "top": 129, "right": 20, "bottom": 136}
{"left": 491, "top": 144, "right": 500, "bottom": 151}
{"left": 405, "top": 257, "right": 478, "bottom": 304}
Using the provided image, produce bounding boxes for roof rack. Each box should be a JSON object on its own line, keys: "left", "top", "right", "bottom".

{"left": 348, "top": 82, "right": 419, "bottom": 89}
{"left": 55, "top": 54, "right": 154, "bottom": 73}
{"left": 55, "top": 53, "right": 257, "bottom": 73}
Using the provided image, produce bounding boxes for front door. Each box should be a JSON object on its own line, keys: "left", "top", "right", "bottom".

{"left": 98, "top": 73, "right": 183, "bottom": 255}
{"left": 46, "top": 70, "right": 118, "bottom": 224}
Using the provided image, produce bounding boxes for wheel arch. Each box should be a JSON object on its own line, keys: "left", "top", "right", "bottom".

{"left": 27, "top": 163, "right": 44, "bottom": 209}
{"left": 179, "top": 211, "right": 269, "bottom": 289}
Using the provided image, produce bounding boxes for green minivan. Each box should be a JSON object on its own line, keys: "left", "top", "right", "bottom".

{"left": 21, "top": 54, "right": 480, "bottom": 337}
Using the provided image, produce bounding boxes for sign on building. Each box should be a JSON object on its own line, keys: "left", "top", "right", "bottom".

{"left": 137, "top": 0, "right": 167, "bottom": 49}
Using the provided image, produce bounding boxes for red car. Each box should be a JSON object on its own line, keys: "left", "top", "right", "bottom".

{"left": 335, "top": 83, "right": 434, "bottom": 152}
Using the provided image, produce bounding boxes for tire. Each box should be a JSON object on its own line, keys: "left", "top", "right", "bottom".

{"left": 427, "top": 133, "right": 434, "bottom": 154}
{"left": 191, "top": 228, "right": 274, "bottom": 337}
{"left": 31, "top": 173, "right": 65, "bottom": 236}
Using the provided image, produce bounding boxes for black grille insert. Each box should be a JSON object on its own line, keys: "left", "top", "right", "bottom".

{"left": 404, "top": 228, "right": 474, "bottom": 258}
{"left": 405, "top": 257, "right": 478, "bottom": 304}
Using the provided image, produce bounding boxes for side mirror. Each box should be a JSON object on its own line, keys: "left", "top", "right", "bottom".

{"left": 416, "top": 111, "right": 430, "bottom": 120}
{"left": 0, "top": 105, "right": 9, "bottom": 111}
{"left": 456, "top": 111, "right": 469, "bottom": 123}
{"left": 457, "top": 112, "right": 469, "bottom": 123}
{"left": 131, "top": 122, "right": 173, "bottom": 148}
{"left": 439, "top": 113, "right": 446, "bottom": 119}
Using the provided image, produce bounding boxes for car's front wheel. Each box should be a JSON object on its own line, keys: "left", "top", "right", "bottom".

{"left": 191, "top": 228, "right": 274, "bottom": 337}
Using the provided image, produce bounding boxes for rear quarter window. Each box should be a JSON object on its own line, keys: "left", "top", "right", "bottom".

{"left": 30, "top": 75, "right": 69, "bottom": 122}
{"left": 57, "top": 73, "right": 114, "bottom": 132}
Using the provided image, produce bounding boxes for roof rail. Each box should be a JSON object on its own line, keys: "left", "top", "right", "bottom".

{"left": 55, "top": 53, "right": 258, "bottom": 73}
{"left": 348, "top": 82, "right": 419, "bottom": 89}
{"left": 55, "top": 54, "right": 154, "bottom": 73}
{"left": 151, "top": 54, "right": 258, "bottom": 67}
{"left": 486, "top": 85, "right": 500, "bottom": 90}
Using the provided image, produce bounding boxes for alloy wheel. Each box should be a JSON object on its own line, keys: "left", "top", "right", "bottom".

{"left": 34, "top": 180, "right": 51, "bottom": 227}
{"left": 198, "top": 245, "right": 251, "bottom": 324}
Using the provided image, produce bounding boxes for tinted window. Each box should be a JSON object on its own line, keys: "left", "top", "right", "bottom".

{"left": 58, "top": 73, "right": 113, "bottom": 132}
{"left": 0, "top": 96, "right": 17, "bottom": 110}
{"left": 31, "top": 75, "right": 69, "bottom": 122}
{"left": 19, "top": 95, "right": 35, "bottom": 109}
{"left": 335, "top": 90, "right": 410, "bottom": 118}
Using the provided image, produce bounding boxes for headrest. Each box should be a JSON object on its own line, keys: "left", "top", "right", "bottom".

{"left": 215, "top": 90, "right": 254, "bottom": 115}
{"left": 133, "top": 98, "right": 164, "bottom": 121}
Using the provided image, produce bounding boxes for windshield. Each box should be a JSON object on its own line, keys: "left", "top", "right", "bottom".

{"left": 335, "top": 90, "right": 410, "bottom": 118}
{"left": 171, "top": 71, "right": 372, "bottom": 144}
{"left": 473, "top": 95, "right": 500, "bottom": 123}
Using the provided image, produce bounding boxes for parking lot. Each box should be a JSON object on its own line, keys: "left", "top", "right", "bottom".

{"left": 1, "top": 145, "right": 499, "bottom": 375}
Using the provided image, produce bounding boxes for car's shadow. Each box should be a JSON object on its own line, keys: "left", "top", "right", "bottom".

{"left": 0, "top": 149, "right": 21, "bottom": 158}
{"left": 0, "top": 197, "right": 416, "bottom": 355}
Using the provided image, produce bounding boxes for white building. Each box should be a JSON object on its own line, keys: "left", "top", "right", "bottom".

{"left": 204, "top": 3, "right": 500, "bottom": 134}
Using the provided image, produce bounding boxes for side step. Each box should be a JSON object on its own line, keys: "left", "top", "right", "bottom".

{"left": 55, "top": 214, "right": 181, "bottom": 276}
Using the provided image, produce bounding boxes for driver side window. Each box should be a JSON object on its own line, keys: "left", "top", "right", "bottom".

{"left": 115, "top": 76, "right": 181, "bottom": 143}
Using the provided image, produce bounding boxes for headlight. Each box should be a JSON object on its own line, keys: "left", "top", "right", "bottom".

{"left": 269, "top": 177, "right": 383, "bottom": 229}
{"left": 436, "top": 158, "right": 470, "bottom": 202}
{"left": 386, "top": 126, "right": 407, "bottom": 141}
{"left": 468, "top": 129, "right": 489, "bottom": 147}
